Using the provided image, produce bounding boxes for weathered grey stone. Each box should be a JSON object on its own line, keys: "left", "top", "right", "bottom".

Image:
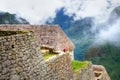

{"left": 0, "top": 32, "right": 48, "bottom": 80}
{"left": 10, "top": 74, "right": 20, "bottom": 80}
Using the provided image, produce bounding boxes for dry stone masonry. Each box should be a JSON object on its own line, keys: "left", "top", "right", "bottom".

{"left": 0, "top": 24, "right": 75, "bottom": 60}
{"left": 0, "top": 25, "right": 110, "bottom": 80}
{"left": 0, "top": 31, "right": 49, "bottom": 80}
{"left": 0, "top": 24, "right": 75, "bottom": 51}
{"left": 46, "top": 52, "right": 74, "bottom": 80}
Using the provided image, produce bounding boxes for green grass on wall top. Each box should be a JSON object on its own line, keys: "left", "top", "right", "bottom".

{"left": 72, "top": 60, "right": 89, "bottom": 73}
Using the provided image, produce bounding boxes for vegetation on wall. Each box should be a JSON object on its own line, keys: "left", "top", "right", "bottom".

{"left": 43, "top": 53, "right": 57, "bottom": 60}
{"left": 41, "top": 46, "right": 58, "bottom": 60}
{"left": 72, "top": 60, "right": 89, "bottom": 72}
{"left": 0, "top": 30, "right": 28, "bottom": 36}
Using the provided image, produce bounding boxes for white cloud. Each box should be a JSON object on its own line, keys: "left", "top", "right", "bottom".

{"left": 94, "top": 19, "right": 120, "bottom": 46}
{"left": 64, "top": 0, "right": 109, "bottom": 17}
{"left": 63, "top": 0, "right": 120, "bottom": 21}
{"left": 0, "top": 0, "right": 120, "bottom": 24}
{"left": 0, "top": 0, "right": 63, "bottom": 24}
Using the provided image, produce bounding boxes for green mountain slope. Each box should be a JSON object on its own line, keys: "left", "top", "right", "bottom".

{"left": 65, "top": 17, "right": 95, "bottom": 60}
{"left": 0, "top": 12, "right": 29, "bottom": 24}
{"left": 85, "top": 44, "right": 120, "bottom": 80}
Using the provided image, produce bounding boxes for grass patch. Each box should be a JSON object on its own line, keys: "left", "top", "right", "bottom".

{"left": 0, "top": 30, "right": 28, "bottom": 36}
{"left": 72, "top": 60, "right": 89, "bottom": 72}
{"left": 43, "top": 53, "right": 57, "bottom": 60}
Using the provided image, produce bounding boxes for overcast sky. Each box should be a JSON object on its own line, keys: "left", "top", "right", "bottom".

{"left": 0, "top": 0, "right": 120, "bottom": 24}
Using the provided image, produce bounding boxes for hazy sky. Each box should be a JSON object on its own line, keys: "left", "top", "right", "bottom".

{"left": 0, "top": 0, "right": 120, "bottom": 24}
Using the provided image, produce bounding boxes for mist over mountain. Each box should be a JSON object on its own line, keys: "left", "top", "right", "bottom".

{"left": 109, "top": 6, "right": 120, "bottom": 23}
{"left": 66, "top": 17, "right": 94, "bottom": 60}
{"left": 93, "top": 6, "right": 120, "bottom": 47}
{"left": 85, "top": 6, "right": 120, "bottom": 80}
{"left": 0, "top": 11, "right": 29, "bottom": 24}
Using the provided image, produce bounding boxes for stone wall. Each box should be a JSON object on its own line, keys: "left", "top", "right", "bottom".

{"left": 0, "top": 24, "right": 75, "bottom": 59}
{"left": 0, "top": 24, "right": 75, "bottom": 51}
{"left": 0, "top": 31, "right": 74, "bottom": 80}
{"left": 74, "top": 62, "right": 95, "bottom": 80}
{"left": 0, "top": 30, "right": 108, "bottom": 80}
{"left": 46, "top": 52, "right": 74, "bottom": 80}
{"left": 93, "top": 65, "right": 111, "bottom": 80}
{"left": 0, "top": 32, "right": 49, "bottom": 80}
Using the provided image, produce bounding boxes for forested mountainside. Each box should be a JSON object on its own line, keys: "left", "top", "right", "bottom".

{"left": 84, "top": 6, "right": 120, "bottom": 80}
{"left": 85, "top": 44, "right": 120, "bottom": 80}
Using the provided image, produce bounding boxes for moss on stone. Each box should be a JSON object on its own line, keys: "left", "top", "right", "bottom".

{"left": 72, "top": 60, "right": 89, "bottom": 72}
{"left": 0, "top": 30, "right": 28, "bottom": 36}
{"left": 43, "top": 52, "right": 57, "bottom": 60}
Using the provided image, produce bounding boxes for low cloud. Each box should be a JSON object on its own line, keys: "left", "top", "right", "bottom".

{"left": 0, "top": 0, "right": 63, "bottom": 24}
{"left": 92, "top": 5, "right": 120, "bottom": 46}
{"left": 94, "top": 19, "right": 120, "bottom": 46}
{"left": 0, "top": 0, "right": 120, "bottom": 24}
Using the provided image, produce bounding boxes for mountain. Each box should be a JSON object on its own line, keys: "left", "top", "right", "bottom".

{"left": 85, "top": 6, "right": 120, "bottom": 80}
{"left": 0, "top": 12, "right": 29, "bottom": 24}
{"left": 85, "top": 44, "right": 120, "bottom": 80}
{"left": 65, "top": 17, "right": 95, "bottom": 60}
{"left": 108, "top": 6, "right": 120, "bottom": 24}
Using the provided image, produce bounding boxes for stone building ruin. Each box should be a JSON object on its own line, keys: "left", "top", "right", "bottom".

{"left": 0, "top": 25, "right": 110, "bottom": 80}
{"left": 0, "top": 24, "right": 75, "bottom": 59}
